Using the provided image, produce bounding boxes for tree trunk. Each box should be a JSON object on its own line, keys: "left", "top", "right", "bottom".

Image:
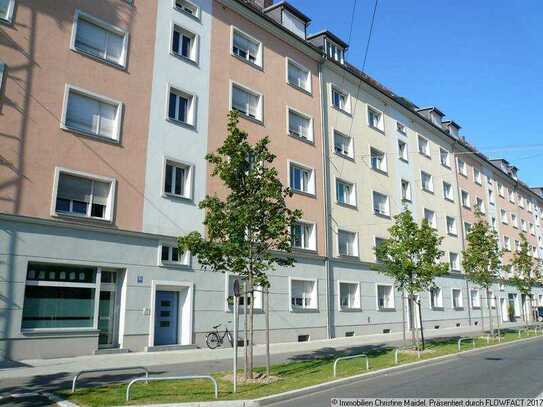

{"left": 248, "top": 273, "right": 254, "bottom": 379}
{"left": 408, "top": 294, "right": 418, "bottom": 349}
{"left": 401, "top": 290, "right": 406, "bottom": 347}
{"left": 486, "top": 288, "right": 494, "bottom": 337}
{"left": 265, "top": 286, "right": 270, "bottom": 377}
{"left": 417, "top": 299, "right": 425, "bottom": 351}
{"left": 480, "top": 299, "right": 485, "bottom": 334}
{"left": 243, "top": 281, "right": 248, "bottom": 380}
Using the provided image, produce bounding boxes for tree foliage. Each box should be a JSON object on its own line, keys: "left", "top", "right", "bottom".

{"left": 509, "top": 233, "right": 542, "bottom": 297}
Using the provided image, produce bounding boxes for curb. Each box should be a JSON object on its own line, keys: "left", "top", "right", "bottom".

{"left": 64, "top": 334, "right": 543, "bottom": 407}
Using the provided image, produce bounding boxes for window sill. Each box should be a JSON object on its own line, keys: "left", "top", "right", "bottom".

{"left": 159, "top": 262, "right": 191, "bottom": 269}
{"left": 288, "top": 132, "right": 315, "bottom": 146}
{"left": 337, "top": 201, "right": 357, "bottom": 210}
{"left": 330, "top": 105, "right": 351, "bottom": 117}
{"left": 287, "top": 82, "right": 312, "bottom": 97}
{"left": 431, "top": 306, "right": 445, "bottom": 311}
{"left": 170, "top": 51, "right": 199, "bottom": 67}
{"left": 52, "top": 212, "right": 113, "bottom": 225}
{"left": 399, "top": 157, "right": 409, "bottom": 164}
{"left": 371, "top": 168, "right": 388, "bottom": 177}
{"left": 368, "top": 125, "right": 385, "bottom": 135}
{"left": 292, "top": 247, "right": 318, "bottom": 255}
{"left": 378, "top": 307, "right": 396, "bottom": 312}
{"left": 453, "top": 307, "right": 465, "bottom": 311}
{"left": 166, "top": 117, "right": 196, "bottom": 131}
{"left": 225, "top": 307, "right": 264, "bottom": 314}
{"left": 444, "top": 197, "right": 455, "bottom": 204}
{"left": 231, "top": 53, "right": 263, "bottom": 71}
{"left": 338, "top": 254, "right": 360, "bottom": 261}
{"left": 174, "top": 6, "right": 201, "bottom": 22}
{"left": 448, "top": 232, "right": 458, "bottom": 238}
{"left": 339, "top": 307, "right": 362, "bottom": 312}
{"left": 71, "top": 47, "right": 127, "bottom": 71}
{"left": 61, "top": 125, "right": 120, "bottom": 145}
{"left": 419, "top": 152, "right": 431, "bottom": 159}
{"left": 292, "top": 189, "right": 316, "bottom": 199}
{"left": 462, "top": 205, "right": 472, "bottom": 210}
{"left": 290, "top": 307, "right": 319, "bottom": 313}
{"left": 162, "top": 192, "right": 194, "bottom": 203}
{"left": 21, "top": 328, "right": 100, "bottom": 335}
{"left": 373, "top": 212, "right": 391, "bottom": 219}
{"left": 234, "top": 110, "right": 264, "bottom": 126}
{"left": 441, "top": 164, "right": 451, "bottom": 170}
{"left": 0, "top": 16, "right": 13, "bottom": 25}
{"left": 334, "top": 152, "right": 355, "bottom": 162}
{"left": 422, "top": 188, "right": 434, "bottom": 195}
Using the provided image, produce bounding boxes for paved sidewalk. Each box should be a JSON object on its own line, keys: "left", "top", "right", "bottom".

{"left": 0, "top": 323, "right": 522, "bottom": 381}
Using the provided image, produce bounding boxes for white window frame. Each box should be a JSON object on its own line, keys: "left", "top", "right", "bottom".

{"left": 498, "top": 183, "right": 505, "bottom": 197}
{"left": 370, "top": 147, "right": 387, "bottom": 173}
{"left": 470, "top": 289, "right": 481, "bottom": 309}
{"left": 401, "top": 179, "right": 412, "bottom": 202}
{"left": 429, "top": 286, "right": 443, "bottom": 309}
{"left": 423, "top": 208, "right": 437, "bottom": 229}
{"left": 420, "top": 170, "right": 434, "bottom": 193}
{"left": 461, "top": 190, "right": 471, "bottom": 209}
{"left": 224, "top": 272, "right": 263, "bottom": 312}
{"left": 449, "top": 252, "right": 460, "bottom": 272}
{"left": 287, "top": 106, "right": 314, "bottom": 142}
{"left": 501, "top": 209, "right": 508, "bottom": 224}
{"left": 51, "top": 167, "right": 116, "bottom": 223}
{"left": 60, "top": 84, "right": 123, "bottom": 142}
{"left": 488, "top": 188, "right": 495, "bottom": 205}
{"left": 372, "top": 191, "right": 390, "bottom": 217}
{"left": 451, "top": 288, "right": 463, "bottom": 309}
{"left": 285, "top": 57, "right": 311, "bottom": 94}
{"left": 230, "top": 81, "right": 263, "bottom": 123}
{"left": 376, "top": 284, "right": 395, "bottom": 310}
{"left": 333, "top": 129, "right": 354, "bottom": 159}
{"left": 159, "top": 242, "right": 190, "bottom": 267}
{"left": 440, "top": 147, "right": 451, "bottom": 168}
{"left": 396, "top": 121, "right": 407, "bottom": 135}
{"left": 398, "top": 139, "right": 409, "bottom": 162}
{"left": 70, "top": 10, "right": 129, "bottom": 68}
{"left": 167, "top": 84, "right": 197, "bottom": 127}
{"left": 475, "top": 197, "right": 485, "bottom": 214}
{"left": 337, "top": 228, "right": 358, "bottom": 257}
{"left": 291, "top": 221, "right": 317, "bottom": 251}
{"left": 162, "top": 157, "right": 194, "bottom": 200}
{"left": 173, "top": 0, "right": 200, "bottom": 20}
{"left": 511, "top": 213, "right": 518, "bottom": 228}
{"left": 288, "top": 160, "right": 316, "bottom": 196}
{"left": 443, "top": 181, "right": 454, "bottom": 201}
{"left": 473, "top": 168, "right": 482, "bottom": 185}
{"left": 330, "top": 85, "right": 351, "bottom": 114}
{"left": 446, "top": 216, "right": 458, "bottom": 236}
{"left": 171, "top": 23, "right": 199, "bottom": 64}
{"left": 0, "top": 0, "right": 14, "bottom": 23}
{"left": 230, "top": 26, "right": 263, "bottom": 68}
{"left": 417, "top": 135, "right": 430, "bottom": 157}
{"left": 336, "top": 178, "right": 357, "bottom": 207}
{"left": 0, "top": 61, "right": 5, "bottom": 91}
{"left": 367, "top": 105, "right": 384, "bottom": 131}
{"left": 289, "top": 277, "right": 318, "bottom": 312}
{"left": 338, "top": 280, "right": 361, "bottom": 311}
{"left": 457, "top": 158, "right": 467, "bottom": 177}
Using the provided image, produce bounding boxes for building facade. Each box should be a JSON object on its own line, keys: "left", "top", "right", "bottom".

{"left": 1, "top": 0, "right": 543, "bottom": 361}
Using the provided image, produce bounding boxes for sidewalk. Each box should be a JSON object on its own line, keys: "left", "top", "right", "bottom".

{"left": 0, "top": 323, "right": 523, "bottom": 381}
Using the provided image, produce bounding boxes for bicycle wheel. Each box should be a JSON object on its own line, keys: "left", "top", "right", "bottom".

{"left": 206, "top": 332, "right": 220, "bottom": 349}
{"left": 226, "top": 331, "right": 234, "bottom": 347}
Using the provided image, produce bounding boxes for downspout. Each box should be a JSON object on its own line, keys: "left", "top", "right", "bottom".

{"left": 452, "top": 141, "right": 472, "bottom": 326}
{"left": 318, "top": 57, "right": 333, "bottom": 339}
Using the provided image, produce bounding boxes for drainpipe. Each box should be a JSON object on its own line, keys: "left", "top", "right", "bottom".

{"left": 452, "top": 141, "right": 472, "bottom": 326}
{"left": 318, "top": 57, "right": 333, "bottom": 339}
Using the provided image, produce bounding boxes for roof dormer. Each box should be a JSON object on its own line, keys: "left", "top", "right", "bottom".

{"left": 263, "top": 1, "right": 311, "bottom": 39}
{"left": 417, "top": 106, "right": 445, "bottom": 127}
{"left": 441, "top": 120, "right": 461, "bottom": 139}
{"left": 307, "top": 30, "right": 348, "bottom": 64}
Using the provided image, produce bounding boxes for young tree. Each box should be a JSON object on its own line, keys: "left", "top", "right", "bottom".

{"left": 375, "top": 208, "right": 449, "bottom": 348}
{"left": 462, "top": 211, "right": 501, "bottom": 336}
{"left": 178, "top": 112, "right": 301, "bottom": 379}
{"left": 509, "top": 233, "right": 542, "bottom": 328}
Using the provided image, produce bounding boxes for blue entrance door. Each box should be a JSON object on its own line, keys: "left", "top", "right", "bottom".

{"left": 154, "top": 291, "right": 178, "bottom": 346}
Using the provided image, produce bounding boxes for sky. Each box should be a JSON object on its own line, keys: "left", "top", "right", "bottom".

{"left": 288, "top": 0, "right": 543, "bottom": 187}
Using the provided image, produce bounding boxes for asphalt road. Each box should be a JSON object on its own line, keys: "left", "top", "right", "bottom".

{"left": 270, "top": 336, "right": 543, "bottom": 407}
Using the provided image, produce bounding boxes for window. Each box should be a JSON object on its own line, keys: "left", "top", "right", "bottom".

{"left": 72, "top": 11, "right": 128, "bottom": 67}
{"left": 0, "top": 61, "right": 4, "bottom": 90}
{"left": 326, "top": 39, "right": 344, "bottom": 63}
{"left": 511, "top": 214, "right": 518, "bottom": 228}
{"left": 503, "top": 236, "right": 511, "bottom": 251}
{"left": 370, "top": 148, "right": 387, "bottom": 173}
{"left": 488, "top": 189, "right": 495, "bottom": 205}
{"left": 232, "top": 27, "right": 261, "bottom": 67}
{"left": 377, "top": 285, "right": 394, "bottom": 309}
{"left": 452, "top": 288, "right": 463, "bottom": 309}
{"left": 446, "top": 216, "right": 457, "bottom": 236}
{"left": 401, "top": 179, "right": 412, "bottom": 202}
{"left": 291, "top": 222, "right": 316, "bottom": 251}
{"left": 501, "top": 209, "right": 508, "bottom": 224}
{"left": 54, "top": 169, "right": 114, "bottom": 221}
{"left": 430, "top": 287, "right": 443, "bottom": 308}
{"left": 396, "top": 122, "right": 406, "bottom": 135}
{"left": 461, "top": 190, "right": 471, "bottom": 208}
{"left": 288, "top": 109, "right": 313, "bottom": 141}
{"left": 509, "top": 189, "right": 515, "bottom": 203}
{"left": 473, "top": 168, "right": 482, "bottom": 185}
{"left": 22, "top": 263, "right": 98, "bottom": 330}
{"left": 424, "top": 208, "right": 437, "bottom": 229}
{"left": 331, "top": 87, "right": 349, "bottom": 113}
{"left": 338, "top": 229, "right": 357, "bottom": 257}
{"left": 457, "top": 158, "right": 467, "bottom": 176}
{"left": 160, "top": 243, "right": 190, "bottom": 266}
{"left": 290, "top": 279, "right": 317, "bottom": 310}
{"left": 464, "top": 222, "right": 472, "bottom": 236}
{"left": 172, "top": 26, "right": 197, "bottom": 62}
{"left": 334, "top": 130, "right": 353, "bottom": 158}
{"left": 62, "top": 85, "right": 122, "bottom": 141}
{"left": 231, "top": 83, "right": 262, "bottom": 121}
{"left": 515, "top": 240, "right": 521, "bottom": 253}
{"left": 373, "top": 191, "right": 390, "bottom": 217}
{"left": 289, "top": 163, "right": 315, "bottom": 195}
{"left": 287, "top": 59, "right": 311, "bottom": 93}
{"left": 226, "top": 274, "right": 262, "bottom": 310}
{"left": 168, "top": 87, "right": 195, "bottom": 126}
{"left": 175, "top": 0, "right": 200, "bottom": 18}
{"left": 491, "top": 217, "right": 497, "bottom": 231}
{"left": 421, "top": 171, "right": 434, "bottom": 193}
{"left": 163, "top": 160, "right": 192, "bottom": 199}
{"left": 367, "top": 106, "right": 384, "bottom": 131}
{"left": 498, "top": 183, "right": 505, "bottom": 197}
{"left": 418, "top": 135, "right": 430, "bottom": 157}
{"left": 449, "top": 252, "right": 460, "bottom": 271}
{"left": 440, "top": 148, "right": 451, "bottom": 167}
{"left": 519, "top": 196, "right": 525, "bottom": 208}
{"left": 398, "top": 140, "right": 408, "bottom": 162}
{"left": 470, "top": 289, "right": 481, "bottom": 308}
{"left": 443, "top": 181, "right": 454, "bottom": 201}
{"left": 336, "top": 179, "right": 356, "bottom": 207}
{"left": 0, "top": 0, "right": 13, "bottom": 22}
{"left": 339, "top": 282, "right": 360, "bottom": 310}
{"left": 521, "top": 219, "right": 527, "bottom": 232}
{"left": 475, "top": 197, "right": 485, "bottom": 214}
{"left": 530, "top": 223, "right": 535, "bottom": 235}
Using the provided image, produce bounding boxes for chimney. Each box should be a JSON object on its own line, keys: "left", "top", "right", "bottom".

{"left": 416, "top": 107, "right": 445, "bottom": 127}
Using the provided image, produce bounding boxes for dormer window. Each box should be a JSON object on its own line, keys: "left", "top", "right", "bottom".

{"left": 326, "top": 39, "right": 344, "bottom": 64}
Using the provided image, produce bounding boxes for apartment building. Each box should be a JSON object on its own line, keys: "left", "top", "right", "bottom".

{"left": 1, "top": 0, "right": 543, "bottom": 361}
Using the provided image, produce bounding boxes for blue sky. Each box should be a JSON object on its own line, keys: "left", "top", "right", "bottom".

{"left": 289, "top": 0, "right": 543, "bottom": 187}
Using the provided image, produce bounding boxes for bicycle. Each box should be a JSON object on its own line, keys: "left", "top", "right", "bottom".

{"left": 205, "top": 322, "right": 233, "bottom": 349}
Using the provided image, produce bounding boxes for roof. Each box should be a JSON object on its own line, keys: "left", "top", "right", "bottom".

{"left": 442, "top": 120, "right": 462, "bottom": 130}
{"left": 263, "top": 1, "right": 311, "bottom": 23}
{"left": 417, "top": 106, "right": 446, "bottom": 117}
{"left": 307, "top": 30, "right": 349, "bottom": 49}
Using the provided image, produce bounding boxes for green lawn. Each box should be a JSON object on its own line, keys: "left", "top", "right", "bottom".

{"left": 61, "top": 330, "right": 537, "bottom": 406}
